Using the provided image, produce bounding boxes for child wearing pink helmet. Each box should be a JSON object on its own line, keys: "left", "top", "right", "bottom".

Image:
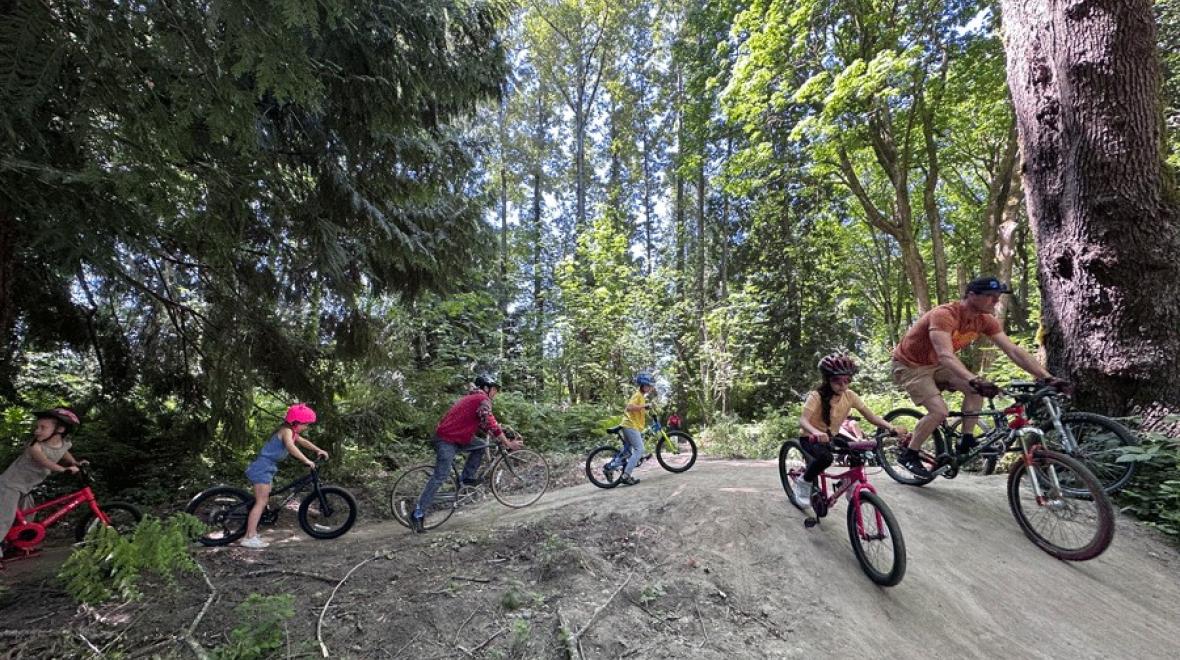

{"left": 240, "top": 404, "right": 328, "bottom": 549}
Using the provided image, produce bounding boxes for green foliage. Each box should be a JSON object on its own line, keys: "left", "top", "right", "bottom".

{"left": 697, "top": 409, "right": 799, "bottom": 460}
{"left": 499, "top": 580, "right": 543, "bottom": 611}
{"left": 1117, "top": 424, "right": 1180, "bottom": 538}
{"left": 638, "top": 580, "right": 666, "bottom": 606}
{"left": 59, "top": 514, "right": 202, "bottom": 605}
{"left": 212, "top": 593, "right": 297, "bottom": 660}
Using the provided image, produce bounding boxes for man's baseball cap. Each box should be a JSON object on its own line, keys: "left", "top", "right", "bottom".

{"left": 965, "top": 276, "right": 1012, "bottom": 295}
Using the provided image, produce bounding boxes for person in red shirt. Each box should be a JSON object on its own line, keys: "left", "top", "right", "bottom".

{"left": 890, "top": 276, "right": 1069, "bottom": 478}
{"left": 409, "top": 374, "right": 524, "bottom": 533}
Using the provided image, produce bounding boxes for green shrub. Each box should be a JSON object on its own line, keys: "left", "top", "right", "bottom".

{"left": 58, "top": 513, "right": 203, "bottom": 604}
{"left": 212, "top": 593, "right": 296, "bottom": 660}
{"left": 1116, "top": 422, "right": 1180, "bottom": 539}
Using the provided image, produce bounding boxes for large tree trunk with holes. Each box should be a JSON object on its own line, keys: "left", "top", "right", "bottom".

{"left": 1001, "top": 0, "right": 1180, "bottom": 413}
{"left": 0, "top": 208, "right": 17, "bottom": 400}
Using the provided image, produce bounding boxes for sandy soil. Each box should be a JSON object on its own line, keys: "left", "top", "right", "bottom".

{"left": 2, "top": 456, "right": 1178, "bottom": 659}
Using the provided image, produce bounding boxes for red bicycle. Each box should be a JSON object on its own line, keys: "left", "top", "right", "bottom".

{"left": 2, "top": 470, "right": 142, "bottom": 562}
{"left": 778, "top": 430, "right": 907, "bottom": 586}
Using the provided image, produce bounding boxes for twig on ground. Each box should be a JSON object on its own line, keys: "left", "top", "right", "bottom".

{"left": 317, "top": 552, "right": 383, "bottom": 658}
{"left": 575, "top": 572, "right": 634, "bottom": 639}
{"left": 457, "top": 628, "right": 504, "bottom": 656}
{"left": 243, "top": 569, "right": 341, "bottom": 584}
{"left": 556, "top": 607, "right": 581, "bottom": 660}
{"left": 452, "top": 610, "right": 478, "bottom": 646}
{"left": 450, "top": 575, "right": 492, "bottom": 583}
{"left": 622, "top": 594, "right": 661, "bottom": 621}
{"left": 392, "top": 630, "right": 424, "bottom": 659}
{"left": 183, "top": 557, "right": 216, "bottom": 660}
{"left": 695, "top": 603, "right": 709, "bottom": 646}
{"left": 726, "top": 603, "right": 785, "bottom": 640}
{"left": 78, "top": 632, "right": 103, "bottom": 656}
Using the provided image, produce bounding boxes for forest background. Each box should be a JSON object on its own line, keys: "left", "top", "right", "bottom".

{"left": 2, "top": 0, "right": 1179, "bottom": 531}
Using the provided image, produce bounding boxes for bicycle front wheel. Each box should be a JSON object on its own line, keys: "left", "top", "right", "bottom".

{"left": 185, "top": 487, "right": 251, "bottom": 546}
{"left": 847, "top": 491, "right": 906, "bottom": 586}
{"left": 491, "top": 450, "right": 550, "bottom": 508}
{"left": 778, "top": 440, "right": 809, "bottom": 508}
{"left": 585, "top": 445, "right": 624, "bottom": 489}
{"left": 75, "top": 502, "right": 143, "bottom": 542}
{"left": 656, "top": 431, "right": 697, "bottom": 473}
{"left": 1042, "top": 412, "right": 1138, "bottom": 495}
{"left": 299, "top": 486, "right": 358, "bottom": 539}
{"left": 1007, "top": 449, "right": 1114, "bottom": 561}
{"left": 877, "top": 408, "right": 942, "bottom": 486}
{"left": 388, "top": 465, "right": 458, "bottom": 530}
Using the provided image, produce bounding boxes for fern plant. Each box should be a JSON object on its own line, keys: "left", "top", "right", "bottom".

{"left": 58, "top": 513, "right": 203, "bottom": 605}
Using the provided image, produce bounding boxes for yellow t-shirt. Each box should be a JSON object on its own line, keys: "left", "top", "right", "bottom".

{"left": 622, "top": 391, "right": 646, "bottom": 430}
{"left": 801, "top": 389, "right": 872, "bottom": 435}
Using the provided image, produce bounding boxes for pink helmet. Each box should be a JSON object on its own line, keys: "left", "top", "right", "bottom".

{"left": 285, "top": 403, "right": 317, "bottom": 425}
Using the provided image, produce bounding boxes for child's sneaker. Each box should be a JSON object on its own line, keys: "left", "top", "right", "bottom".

{"left": 793, "top": 477, "right": 812, "bottom": 506}
{"left": 620, "top": 474, "right": 641, "bottom": 486}
{"left": 240, "top": 535, "right": 269, "bottom": 549}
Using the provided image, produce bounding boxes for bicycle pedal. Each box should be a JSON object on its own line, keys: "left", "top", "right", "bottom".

{"left": 803, "top": 517, "right": 819, "bottom": 528}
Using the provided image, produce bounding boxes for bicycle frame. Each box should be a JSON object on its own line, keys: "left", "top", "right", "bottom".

{"left": 259, "top": 469, "right": 330, "bottom": 522}
{"left": 12, "top": 487, "right": 108, "bottom": 531}
{"left": 812, "top": 452, "right": 885, "bottom": 538}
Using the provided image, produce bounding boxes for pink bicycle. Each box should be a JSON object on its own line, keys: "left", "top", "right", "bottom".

{"left": 778, "top": 430, "right": 906, "bottom": 586}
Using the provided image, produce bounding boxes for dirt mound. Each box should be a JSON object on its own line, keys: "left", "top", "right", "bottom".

{"left": 3, "top": 457, "right": 1180, "bottom": 658}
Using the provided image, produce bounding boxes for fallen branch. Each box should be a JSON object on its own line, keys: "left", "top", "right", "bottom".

{"left": 391, "top": 630, "right": 424, "bottom": 659}
{"left": 318, "top": 552, "right": 382, "bottom": 658}
{"left": 695, "top": 603, "right": 708, "bottom": 646}
{"left": 575, "top": 572, "right": 634, "bottom": 639}
{"left": 242, "top": 569, "right": 341, "bottom": 584}
{"left": 78, "top": 632, "right": 103, "bottom": 656}
{"left": 449, "top": 575, "right": 492, "bottom": 583}
{"left": 555, "top": 607, "right": 581, "bottom": 660}
{"left": 457, "top": 628, "right": 504, "bottom": 656}
{"left": 452, "top": 610, "right": 478, "bottom": 646}
{"left": 184, "top": 557, "right": 215, "bottom": 660}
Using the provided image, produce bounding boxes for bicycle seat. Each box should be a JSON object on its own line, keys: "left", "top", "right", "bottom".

{"left": 606, "top": 425, "right": 623, "bottom": 434}
{"left": 842, "top": 440, "right": 877, "bottom": 453}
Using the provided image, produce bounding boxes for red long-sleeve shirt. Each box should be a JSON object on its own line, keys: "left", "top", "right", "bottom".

{"left": 435, "top": 391, "right": 502, "bottom": 446}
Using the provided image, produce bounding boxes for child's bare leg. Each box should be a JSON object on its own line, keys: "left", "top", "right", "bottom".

{"left": 245, "top": 483, "right": 271, "bottom": 538}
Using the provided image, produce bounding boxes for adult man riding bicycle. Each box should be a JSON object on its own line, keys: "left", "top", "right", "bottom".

{"left": 409, "top": 374, "right": 524, "bottom": 533}
{"left": 891, "top": 276, "right": 1069, "bottom": 478}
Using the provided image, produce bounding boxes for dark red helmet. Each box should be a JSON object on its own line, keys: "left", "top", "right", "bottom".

{"left": 34, "top": 408, "right": 80, "bottom": 432}
{"left": 818, "top": 353, "right": 858, "bottom": 378}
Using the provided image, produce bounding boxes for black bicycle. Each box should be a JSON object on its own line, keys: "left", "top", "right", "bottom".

{"left": 185, "top": 461, "right": 357, "bottom": 546}
{"left": 878, "top": 381, "right": 1138, "bottom": 494}
{"left": 388, "top": 434, "right": 550, "bottom": 531}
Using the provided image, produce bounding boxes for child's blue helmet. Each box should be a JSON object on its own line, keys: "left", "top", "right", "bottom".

{"left": 635, "top": 373, "right": 655, "bottom": 387}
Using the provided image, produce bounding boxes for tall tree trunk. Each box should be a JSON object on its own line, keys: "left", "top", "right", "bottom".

{"left": 1001, "top": 0, "right": 1180, "bottom": 413}
{"left": 0, "top": 208, "right": 18, "bottom": 400}
{"left": 994, "top": 171, "right": 1023, "bottom": 326}
{"left": 920, "top": 104, "right": 949, "bottom": 304}
{"left": 498, "top": 94, "right": 509, "bottom": 360}
{"left": 531, "top": 90, "right": 547, "bottom": 394}
{"left": 981, "top": 124, "right": 1020, "bottom": 275}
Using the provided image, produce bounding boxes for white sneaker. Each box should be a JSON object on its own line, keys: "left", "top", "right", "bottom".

{"left": 793, "top": 477, "right": 812, "bottom": 507}
{"left": 240, "top": 535, "right": 269, "bottom": 549}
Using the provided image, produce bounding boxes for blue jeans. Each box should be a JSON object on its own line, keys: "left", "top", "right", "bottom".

{"left": 413, "top": 437, "right": 486, "bottom": 518}
{"left": 608, "top": 428, "right": 644, "bottom": 476}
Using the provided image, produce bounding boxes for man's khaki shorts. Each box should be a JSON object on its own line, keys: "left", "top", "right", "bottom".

{"left": 891, "top": 360, "right": 956, "bottom": 404}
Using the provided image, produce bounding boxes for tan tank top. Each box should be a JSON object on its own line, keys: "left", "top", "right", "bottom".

{"left": 0, "top": 439, "right": 72, "bottom": 493}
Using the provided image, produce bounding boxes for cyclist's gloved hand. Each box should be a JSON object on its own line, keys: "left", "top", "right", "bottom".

{"left": 969, "top": 377, "right": 1002, "bottom": 398}
{"left": 1038, "top": 376, "right": 1074, "bottom": 396}
{"left": 644, "top": 403, "right": 654, "bottom": 410}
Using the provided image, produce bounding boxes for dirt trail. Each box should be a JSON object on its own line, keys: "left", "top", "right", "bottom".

{"left": 3, "top": 457, "right": 1179, "bottom": 659}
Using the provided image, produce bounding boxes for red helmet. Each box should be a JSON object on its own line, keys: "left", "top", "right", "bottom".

{"left": 818, "top": 353, "right": 858, "bottom": 378}
{"left": 35, "top": 408, "right": 81, "bottom": 432}
{"left": 285, "top": 403, "right": 317, "bottom": 425}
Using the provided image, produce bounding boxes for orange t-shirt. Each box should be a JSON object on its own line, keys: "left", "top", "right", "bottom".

{"left": 892, "top": 302, "right": 1002, "bottom": 366}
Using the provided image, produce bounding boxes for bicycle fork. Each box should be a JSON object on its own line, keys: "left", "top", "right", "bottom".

{"left": 1016, "top": 428, "right": 1065, "bottom": 506}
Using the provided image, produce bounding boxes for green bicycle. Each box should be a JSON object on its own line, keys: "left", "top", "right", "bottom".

{"left": 584, "top": 411, "right": 697, "bottom": 488}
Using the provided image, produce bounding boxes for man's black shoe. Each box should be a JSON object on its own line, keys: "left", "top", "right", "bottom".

{"left": 897, "top": 449, "right": 932, "bottom": 479}
{"left": 410, "top": 512, "right": 426, "bottom": 534}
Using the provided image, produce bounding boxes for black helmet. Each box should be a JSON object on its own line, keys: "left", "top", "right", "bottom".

{"left": 818, "top": 353, "right": 858, "bottom": 378}
{"left": 474, "top": 373, "right": 501, "bottom": 390}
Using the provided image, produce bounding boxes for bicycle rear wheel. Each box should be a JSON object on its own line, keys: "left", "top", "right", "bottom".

{"left": 585, "top": 445, "right": 624, "bottom": 489}
{"left": 299, "top": 486, "right": 358, "bottom": 539}
{"left": 75, "top": 502, "right": 143, "bottom": 542}
{"left": 656, "top": 431, "right": 697, "bottom": 472}
{"left": 185, "top": 487, "right": 251, "bottom": 546}
{"left": 1007, "top": 449, "right": 1114, "bottom": 561}
{"left": 388, "top": 465, "right": 458, "bottom": 530}
{"left": 877, "top": 409, "right": 942, "bottom": 486}
{"left": 847, "top": 491, "right": 906, "bottom": 586}
{"left": 778, "top": 440, "right": 809, "bottom": 509}
{"left": 1043, "top": 412, "right": 1138, "bottom": 495}
{"left": 491, "top": 450, "right": 550, "bottom": 508}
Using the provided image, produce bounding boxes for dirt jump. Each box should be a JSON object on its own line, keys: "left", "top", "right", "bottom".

{"left": 2, "top": 456, "right": 1179, "bottom": 659}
